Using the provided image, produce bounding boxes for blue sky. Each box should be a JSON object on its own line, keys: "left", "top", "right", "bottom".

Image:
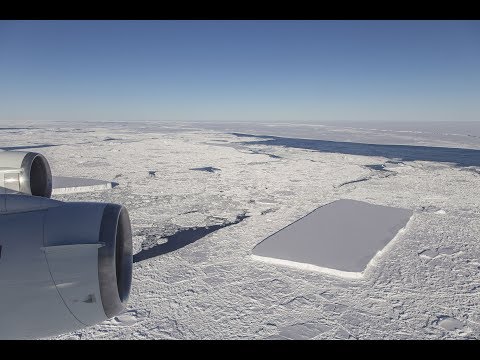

{"left": 0, "top": 20, "right": 479, "bottom": 123}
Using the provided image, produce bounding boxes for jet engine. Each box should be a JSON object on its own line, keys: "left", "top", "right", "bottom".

{"left": 0, "top": 151, "right": 132, "bottom": 339}
{"left": 0, "top": 150, "right": 52, "bottom": 197}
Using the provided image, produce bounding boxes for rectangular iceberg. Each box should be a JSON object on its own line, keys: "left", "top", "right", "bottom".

{"left": 252, "top": 199, "right": 412, "bottom": 278}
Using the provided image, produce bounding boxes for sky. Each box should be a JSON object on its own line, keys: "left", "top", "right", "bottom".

{"left": 0, "top": 20, "right": 479, "bottom": 123}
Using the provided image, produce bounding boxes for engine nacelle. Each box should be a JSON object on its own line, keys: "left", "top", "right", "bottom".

{"left": 0, "top": 195, "right": 132, "bottom": 339}
{"left": 0, "top": 151, "right": 52, "bottom": 198}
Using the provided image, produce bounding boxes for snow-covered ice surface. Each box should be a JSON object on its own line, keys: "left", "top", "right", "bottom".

{"left": 1, "top": 120, "right": 479, "bottom": 340}
{"left": 252, "top": 199, "right": 413, "bottom": 278}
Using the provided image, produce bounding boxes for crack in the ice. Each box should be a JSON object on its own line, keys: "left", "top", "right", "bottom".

{"left": 337, "top": 164, "right": 397, "bottom": 187}
{"left": 338, "top": 177, "right": 371, "bottom": 187}
{"left": 190, "top": 166, "right": 221, "bottom": 173}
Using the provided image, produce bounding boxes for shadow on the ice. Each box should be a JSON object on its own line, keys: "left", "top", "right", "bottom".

{"left": 232, "top": 133, "right": 480, "bottom": 168}
{"left": 0, "top": 144, "right": 59, "bottom": 151}
{"left": 133, "top": 214, "right": 249, "bottom": 263}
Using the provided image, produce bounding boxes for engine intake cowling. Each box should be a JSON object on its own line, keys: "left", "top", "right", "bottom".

{"left": 0, "top": 196, "right": 133, "bottom": 339}
{"left": 0, "top": 151, "right": 52, "bottom": 198}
